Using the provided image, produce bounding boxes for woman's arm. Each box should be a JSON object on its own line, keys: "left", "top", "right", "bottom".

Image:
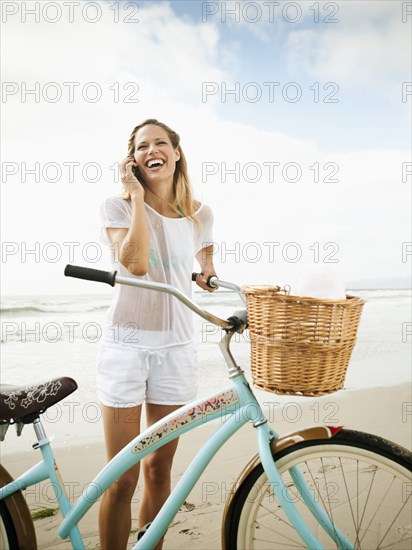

{"left": 106, "top": 158, "right": 150, "bottom": 276}
{"left": 106, "top": 196, "right": 150, "bottom": 276}
{"left": 195, "top": 245, "right": 217, "bottom": 292}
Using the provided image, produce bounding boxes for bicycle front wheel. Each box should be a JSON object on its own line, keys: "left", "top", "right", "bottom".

{"left": 225, "top": 429, "right": 412, "bottom": 549}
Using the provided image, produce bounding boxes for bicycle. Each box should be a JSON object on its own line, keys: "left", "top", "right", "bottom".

{"left": 0, "top": 264, "right": 411, "bottom": 550}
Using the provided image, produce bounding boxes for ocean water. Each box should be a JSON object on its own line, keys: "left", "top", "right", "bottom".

{"left": 1, "top": 289, "right": 411, "bottom": 453}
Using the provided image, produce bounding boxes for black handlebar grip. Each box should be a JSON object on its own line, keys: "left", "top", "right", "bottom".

{"left": 64, "top": 265, "right": 117, "bottom": 287}
{"left": 191, "top": 272, "right": 217, "bottom": 289}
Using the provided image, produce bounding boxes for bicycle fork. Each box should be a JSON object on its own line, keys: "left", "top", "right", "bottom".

{"left": 221, "top": 328, "right": 353, "bottom": 550}
{"left": 256, "top": 421, "right": 353, "bottom": 550}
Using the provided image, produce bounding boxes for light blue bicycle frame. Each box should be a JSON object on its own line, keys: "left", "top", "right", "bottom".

{"left": 0, "top": 349, "right": 353, "bottom": 550}
{"left": 0, "top": 274, "right": 354, "bottom": 550}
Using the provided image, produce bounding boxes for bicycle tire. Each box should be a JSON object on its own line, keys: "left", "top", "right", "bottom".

{"left": 224, "top": 428, "right": 412, "bottom": 549}
{"left": 0, "top": 500, "right": 19, "bottom": 549}
{"left": 0, "top": 465, "right": 37, "bottom": 550}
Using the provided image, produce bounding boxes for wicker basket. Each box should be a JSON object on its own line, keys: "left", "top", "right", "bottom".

{"left": 243, "top": 285, "right": 365, "bottom": 396}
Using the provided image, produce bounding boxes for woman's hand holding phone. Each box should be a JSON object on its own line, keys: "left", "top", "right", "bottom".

{"left": 120, "top": 156, "right": 145, "bottom": 200}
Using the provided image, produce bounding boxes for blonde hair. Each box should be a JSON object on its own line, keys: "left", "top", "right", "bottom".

{"left": 123, "top": 118, "right": 197, "bottom": 220}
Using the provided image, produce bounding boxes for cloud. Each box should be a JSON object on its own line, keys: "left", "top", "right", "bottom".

{"left": 1, "top": 1, "right": 410, "bottom": 294}
{"left": 2, "top": 2, "right": 225, "bottom": 88}
{"left": 286, "top": 1, "right": 410, "bottom": 98}
{"left": 2, "top": 1, "right": 226, "bottom": 144}
{"left": 182, "top": 117, "right": 410, "bottom": 285}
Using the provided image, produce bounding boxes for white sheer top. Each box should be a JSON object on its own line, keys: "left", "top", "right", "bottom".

{"left": 100, "top": 197, "right": 214, "bottom": 349}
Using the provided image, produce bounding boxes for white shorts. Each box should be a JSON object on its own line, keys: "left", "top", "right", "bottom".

{"left": 96, "top": 340, "right": 198, "bottom": 407}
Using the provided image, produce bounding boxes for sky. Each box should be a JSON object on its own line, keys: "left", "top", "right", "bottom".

{"left": 1, "top": 0, "right": 411, "bottom": 295}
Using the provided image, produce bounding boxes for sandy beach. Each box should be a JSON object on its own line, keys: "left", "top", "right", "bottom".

{"left": 3, "top": 382, "right": 411, "bottom": 550}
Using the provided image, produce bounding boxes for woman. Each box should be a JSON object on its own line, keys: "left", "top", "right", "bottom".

{"left": 97, "top": 119, "right": 216, "bottom": 550}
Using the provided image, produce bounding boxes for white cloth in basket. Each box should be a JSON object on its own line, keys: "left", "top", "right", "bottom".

{"left": 295, "top": 266, "right": 346, "bottom": 300}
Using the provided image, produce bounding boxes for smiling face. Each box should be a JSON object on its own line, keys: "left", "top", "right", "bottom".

{"left": 133, "top": 124, "right": 181, "bottom": 186}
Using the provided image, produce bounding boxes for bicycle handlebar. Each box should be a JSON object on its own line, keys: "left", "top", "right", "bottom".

{"left": 64, "top": 265, "right": 247, "bottom": 331}
{"left": 64, "top": 264, "right": 117, "bottom": 287}
{"left": 192, "top": 272, "right": 247, "bottom": 304}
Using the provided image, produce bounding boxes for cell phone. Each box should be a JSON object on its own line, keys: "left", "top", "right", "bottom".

{"left": 131, "top": 164, "right": 141, "bottom": 181}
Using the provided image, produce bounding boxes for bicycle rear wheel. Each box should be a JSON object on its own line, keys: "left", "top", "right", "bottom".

{"left": 224, "top": 429, "right": 412, "bottom": 549}
{"left": 0, "top": 465, "right": 37, "bottom": 550}
{"left": 0, "top": 500, "right": 19, "bottom": 549}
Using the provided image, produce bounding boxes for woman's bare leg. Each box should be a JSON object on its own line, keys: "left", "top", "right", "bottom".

{"left": 99, "top": 404, "right": 142, "bottom": 550}
{"left": 139, "top": 403, "right": 181, "bottom": 550}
